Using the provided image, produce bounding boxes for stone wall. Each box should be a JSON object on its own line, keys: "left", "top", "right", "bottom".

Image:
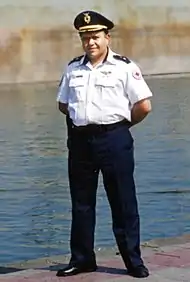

{"left": 0, "top": 0, "right": 190, "bottom": 83}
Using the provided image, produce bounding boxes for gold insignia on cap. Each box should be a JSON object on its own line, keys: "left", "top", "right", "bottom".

{"left": 83, "top": 13, "right": 91, "bottom": 24}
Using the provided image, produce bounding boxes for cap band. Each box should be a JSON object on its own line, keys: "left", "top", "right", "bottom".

{"left": 79, "top": 24, "right": 107, "bottom": 32}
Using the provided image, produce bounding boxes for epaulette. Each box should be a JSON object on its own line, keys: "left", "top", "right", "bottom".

{"left": 68, "top": 55, "right": 84, "bottom": 66}
{"left": 113, "top": 55, "right": 131, "bottom": 64}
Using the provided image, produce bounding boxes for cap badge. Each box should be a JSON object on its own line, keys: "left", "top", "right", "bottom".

{"left": 83, "top": 13, "right": 91, "bottom": 24}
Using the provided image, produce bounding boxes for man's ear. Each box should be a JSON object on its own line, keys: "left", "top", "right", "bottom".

{"left": 106, "top": 33, "right": 110, "bottom": 39}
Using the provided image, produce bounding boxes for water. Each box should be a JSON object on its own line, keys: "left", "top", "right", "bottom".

{"left": 0, "top": 77, "right": 190, "bottom": 264}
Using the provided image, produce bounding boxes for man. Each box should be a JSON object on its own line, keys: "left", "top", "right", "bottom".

{"left": 56, "top": 10, "right": 152, "bottom": 278}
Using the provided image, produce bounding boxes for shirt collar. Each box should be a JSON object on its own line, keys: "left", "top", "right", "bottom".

{"left": 106, "top": 48, "right": 117, "bottom": 65}
{"left": 79, "top": 48, "right": 116, "bottom": 66}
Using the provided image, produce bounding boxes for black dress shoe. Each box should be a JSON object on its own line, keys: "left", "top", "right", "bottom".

{"left": 128, "top": 265, "right": 149, "bottom": 278}
{"left": 56, "top": 264, "right": 97, "bottom": 277}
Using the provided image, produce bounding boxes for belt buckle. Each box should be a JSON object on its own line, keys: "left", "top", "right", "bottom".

{"left": 94, "top": 124, "right": 103, "bottom": 133}
{"left": 92, "top": 124, "right": 105, "bottom": 134}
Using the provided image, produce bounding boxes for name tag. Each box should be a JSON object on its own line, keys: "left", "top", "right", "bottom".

{"left": 69, "top": 74, "right": 84, "bottom": 87}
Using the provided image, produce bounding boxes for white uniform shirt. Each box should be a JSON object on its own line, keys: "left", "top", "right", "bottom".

{"left": 57, "top": 49, "right": 152, "bottom": 126}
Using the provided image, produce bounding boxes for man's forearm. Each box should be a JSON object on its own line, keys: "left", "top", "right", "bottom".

{"left": 130, "top": 108, "right": 148, "bottom": 127}
{"left": 129, "top": 99, "right": 152, "bottom": 127}
{"left": 58, "top": 102, "right": 68, "bottom": 115}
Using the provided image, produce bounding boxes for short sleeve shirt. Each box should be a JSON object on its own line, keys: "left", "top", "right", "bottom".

{"left": 57, "top": 49, "right": 152, "bottom": 126}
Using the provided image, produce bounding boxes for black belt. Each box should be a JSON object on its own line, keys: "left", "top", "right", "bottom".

{"left": 72, "top": 119, "right": 131, "bottom": 134}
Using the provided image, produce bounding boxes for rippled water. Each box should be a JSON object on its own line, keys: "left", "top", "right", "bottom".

{"left": 1, "top": 77, "right": 190, "bottom": 264}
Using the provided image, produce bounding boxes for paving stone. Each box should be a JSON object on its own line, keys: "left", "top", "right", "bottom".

{"left": 2, "top": 236, "right": 190, "bottom": 282}
{"left": 153, "top": 267, "right": 190, "bottom": 282}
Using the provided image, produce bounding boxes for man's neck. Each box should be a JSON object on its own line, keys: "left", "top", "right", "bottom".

{"left": 90, "top": 57, "right": 104, "bottom": 67}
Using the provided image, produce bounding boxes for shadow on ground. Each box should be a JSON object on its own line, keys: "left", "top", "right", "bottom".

{"left": 0, "top": 263, "right": 127, "bottom": 276}
{"left": 0, "top": 266, "right": 24, "bottom": 274}
{"left": 48, "top": 264, "right": 127, "bottom": 275}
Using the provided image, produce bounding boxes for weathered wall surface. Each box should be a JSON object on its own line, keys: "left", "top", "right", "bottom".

{"left": 0, "top": 0, "right": 190, "bottom": 84}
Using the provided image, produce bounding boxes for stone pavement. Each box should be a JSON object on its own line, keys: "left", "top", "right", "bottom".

{"left": 1, "top": 235, "right": 190, "bottom": 282}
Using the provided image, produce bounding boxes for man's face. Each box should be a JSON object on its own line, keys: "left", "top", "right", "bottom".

{"left": 80, "top": 30, "right": 110, "bottom": 60}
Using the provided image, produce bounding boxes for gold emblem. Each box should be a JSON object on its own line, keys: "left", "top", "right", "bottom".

{"left": 83, "top": 13, "right": 91, "bottom": 24}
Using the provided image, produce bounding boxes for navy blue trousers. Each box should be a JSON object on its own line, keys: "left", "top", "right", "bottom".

{"left": 66, "top": 117, "right": 143, "bottom": 269}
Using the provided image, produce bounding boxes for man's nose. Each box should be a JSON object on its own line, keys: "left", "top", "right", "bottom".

{"left": 88, "top": 38, "right": 94, "bottom": 45}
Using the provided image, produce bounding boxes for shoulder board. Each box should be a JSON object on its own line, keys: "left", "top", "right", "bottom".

{"left": 113, "top": 55, "right": 131, "bottom": 64}
{"left": 68, "top": 55, "right": 84, "bottom": 66}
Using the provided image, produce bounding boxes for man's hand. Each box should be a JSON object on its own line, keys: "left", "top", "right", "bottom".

{"left": 58, "top": 102, "right": 68, "bottom": 115}
{"left": 130, "top": 98, "right": 152, "bottom": 127}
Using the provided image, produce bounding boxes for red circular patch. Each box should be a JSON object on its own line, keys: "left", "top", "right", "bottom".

{"left": 132, "top": 70, "right": 142, "bottom": 80}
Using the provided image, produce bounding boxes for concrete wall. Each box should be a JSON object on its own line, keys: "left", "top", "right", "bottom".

{"left": 0, "top": 0, "right": 190, "bottom": 84}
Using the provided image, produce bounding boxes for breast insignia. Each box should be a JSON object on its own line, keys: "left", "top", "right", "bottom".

{"left": 68, "top": 55, "right": 84, "bottom": 66}
{"left": 113, "top": 55, "right": 131, "bottom": 64}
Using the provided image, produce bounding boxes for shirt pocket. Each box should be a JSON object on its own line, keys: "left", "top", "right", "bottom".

{"left": 95, "top": 75, "right": 115, "bottom": 88}
{"left": 69, "top": 76, "right": 85, "bottom": 102}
